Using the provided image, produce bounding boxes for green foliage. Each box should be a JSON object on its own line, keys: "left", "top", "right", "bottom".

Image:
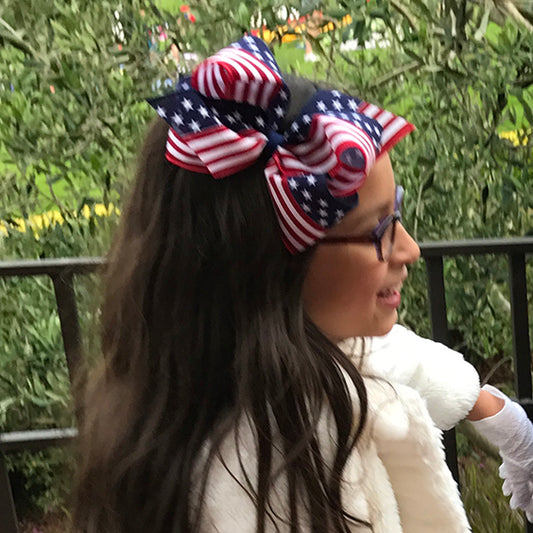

{"left": 0, "top": 0, "right": 174, "bottom": 222}
{"left": 0, "top": 213, "right": 117, "bottom": 427}
{"left": 0, "top": 214, "right": 111, "bottom": 516}
{"left": 461, "top": 454, "right": 525, "bottom": 533}
{"left": 8, "top": 448, "right": 75, "bottom": 519}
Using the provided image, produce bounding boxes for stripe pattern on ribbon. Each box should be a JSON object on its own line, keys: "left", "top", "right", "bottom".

{"left": 263, "top": 89, "right": 414, "bottom": 253}
{"left": 147, "top": 36, "right": 415, "bottom": 253}
{"left": 192, "top": 37, "right": 286, "bottom": 111}
{"left": 147, "top": 36, "right": 290, "bottom": 179}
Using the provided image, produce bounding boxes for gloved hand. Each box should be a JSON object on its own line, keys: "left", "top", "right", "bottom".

{"left": 500, "top": 458, "right": 533, "bottom": 520}
{"left": 470, "top": 384, "right": 533, "bottom": 521}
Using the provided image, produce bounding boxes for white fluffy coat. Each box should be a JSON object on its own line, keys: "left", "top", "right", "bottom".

{"left": 199, "top": 326, "right": 479, "bottom": 532}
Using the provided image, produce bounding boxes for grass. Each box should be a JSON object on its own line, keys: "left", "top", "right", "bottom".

{"left": 273, "top": 41, "right": 317, "bottom": 78}
{"left": 461, "top": 454, "right": 526, "bottom": 532}
{"left": 155, "top": 0, "right": 183, "bottom": 14}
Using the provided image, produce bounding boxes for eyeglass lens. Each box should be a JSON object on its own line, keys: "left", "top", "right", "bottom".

{"left": 380, "top": 220, "right": 397, "bottom": 261}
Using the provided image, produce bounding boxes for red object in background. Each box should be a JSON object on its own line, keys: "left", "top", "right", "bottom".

{"left": 182, "top": 4, "right": 196, "bottom": 23}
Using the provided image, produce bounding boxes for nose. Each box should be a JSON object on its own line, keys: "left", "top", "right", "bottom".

{"left": 392, "top": 223, "right": 420, "bottom": 265}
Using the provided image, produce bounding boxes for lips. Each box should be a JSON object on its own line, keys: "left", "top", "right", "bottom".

{"left": 377, "top": 288, "right": 397, "bottom": 297}
{"left": 377, "top": 282, "right": 402, "bottom": 296}
{"left": 377, "top": 285, "right": 402, "bottom": 308}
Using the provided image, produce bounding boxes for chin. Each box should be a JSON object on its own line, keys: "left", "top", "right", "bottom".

{"left": 337, "top": 323, "right": 395, "bottom": 342}
{"left": 322, "top": 312, "right": 398, "bottom": 341}
{"left": 368, "top": 315, "right": 397, "bottom": 337}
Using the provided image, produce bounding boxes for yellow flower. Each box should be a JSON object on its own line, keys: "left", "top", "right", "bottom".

{"left": 29, "top": 214, "right": 44, "bottom": 230}
{"left": 0, "top": 203, "right": 119, "bottom": 238}
{"left": 50, "top": 211, "right": 64, "bottom": 224}
{"left": 499, "top": 130, "right": 529, "bottom": 146}
{"left": 81, "top": 205, "right": 91, "bottom": 219}
{"left": 14, "top": 218, "right": 26, "bottom": 233}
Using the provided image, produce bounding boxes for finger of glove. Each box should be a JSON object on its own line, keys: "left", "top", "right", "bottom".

{"left": 499, "top": 462, "right": 508, "bottom": 479}
{"left": 525, "top": 500, "right": 533, "bottom": 522}
{"left": 501, "top": 454, "right": 533, "bottom": 474}
{"left": 502, "top": 479, "right": 513, "bottom": 497}
{"left": 510, "top": 491, "right": 531, "bottom": 510}
{"left": 507, "top": 480, "right": 531, "bottom": 502}
{"left": 510, "top": 493, "right": 520, "bottom": 510}
{"left": 500, "top": 461, "right": 530, "bottom": 485}
{"left": 504, "top": 470, "right": 532, "bottom": 491}
{"left": 499, "top": 460, "right": 521, "bottom": 477}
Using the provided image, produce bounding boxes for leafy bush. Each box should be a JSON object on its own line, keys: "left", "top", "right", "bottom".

{"left": 0, "top": 210, "right": 115, "bottom": 516}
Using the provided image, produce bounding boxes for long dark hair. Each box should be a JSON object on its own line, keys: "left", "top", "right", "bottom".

{"left": 73, "top": 77, "right": 369, "bottom": 533}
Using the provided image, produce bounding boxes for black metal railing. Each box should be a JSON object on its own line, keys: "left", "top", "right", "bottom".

{"left": 421, "top": 238, "right": 533, "bottom": 533}
{"left": 0, "top": 257, "right": 102, "bottom": 533}
{"left": 0, "top": 238, "right": 532, "bottom": 533}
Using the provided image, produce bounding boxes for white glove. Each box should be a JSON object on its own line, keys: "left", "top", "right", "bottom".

{"left": 470, "top": 384, "right": 533, "bottom": 521}
{"left": 500, "top": 459, "right": 533, "bottom": 519}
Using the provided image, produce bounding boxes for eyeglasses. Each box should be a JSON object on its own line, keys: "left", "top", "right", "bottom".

{"left": 320, "top": 186, "right": 404, "bottom": 262}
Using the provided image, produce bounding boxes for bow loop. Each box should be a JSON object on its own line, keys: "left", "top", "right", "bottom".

{"left": 307, "top": 114, "right": 376, "bottom": 197}
{"left": 147, "top": 83, "right": 269, "bottom": 178}
{"left": 192, "top": 37, "right": 288, "bottom": 112}
{"left": 278, "top": 90, "right": 383, "bottom": 198}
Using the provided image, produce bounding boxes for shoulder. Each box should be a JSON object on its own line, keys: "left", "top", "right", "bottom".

{"left": 340, "top": 325, "right": 480, "bottom": 430}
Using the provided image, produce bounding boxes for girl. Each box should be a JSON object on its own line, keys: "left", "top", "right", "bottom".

{"left": 73, "top": 36, "right": 531, "bottom": 532}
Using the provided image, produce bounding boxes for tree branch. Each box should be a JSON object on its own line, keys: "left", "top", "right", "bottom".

{"left": 501, "top": 0, "right": 533, "bottom": 31}
{"left": 368, "top": 61, "right": 420, "bottom": 89}
{"left": 389, "top": 0, "right": 419, "bottom": 32}
{"left": 0, "top": 17, "right": 47, "bottom": 63}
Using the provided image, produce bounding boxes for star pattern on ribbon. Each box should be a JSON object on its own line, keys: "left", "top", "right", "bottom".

{"left": 147, "top": 35, "right": 414, "bottom": 253}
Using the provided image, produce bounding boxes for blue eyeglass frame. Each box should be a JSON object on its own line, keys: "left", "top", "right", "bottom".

{"left": 320, "top": 185, "right": 404, "bottom": 262}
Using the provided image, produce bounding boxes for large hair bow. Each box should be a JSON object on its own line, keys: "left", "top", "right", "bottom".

{"left": 148, "top": 35, "right": 414, "bottom": 253}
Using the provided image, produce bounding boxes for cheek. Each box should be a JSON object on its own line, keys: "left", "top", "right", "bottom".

{"left": 308, "top": 246, "right": 381, "bottom": 297}
{"left": 302, "top": 248, "right": 385, "bottom": 336}
{"left": 332, "top": 261, "right": 385, "bottom": 322}
{"left": 324, "top": 261, "right": 373, "bottom": 305}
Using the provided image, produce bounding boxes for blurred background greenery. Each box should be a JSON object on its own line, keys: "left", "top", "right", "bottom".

{"left": 1, "top": 0, "right": 532, "bottom": 531}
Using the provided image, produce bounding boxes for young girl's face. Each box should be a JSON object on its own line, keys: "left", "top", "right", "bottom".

{"left": 302, "top": 153, "right": 420, "bottom": 341}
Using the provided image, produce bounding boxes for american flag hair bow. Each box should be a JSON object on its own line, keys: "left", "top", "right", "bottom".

{"left": 148, "top": 35, "right": 415, "bottom": 253}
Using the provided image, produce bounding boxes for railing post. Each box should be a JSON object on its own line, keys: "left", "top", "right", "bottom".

{"left": 507, "top": 254, "right": 533, "bottom": 533}
{"left": 508, "top": 253, "right": 532, "bottom": 400}
{"left": 424, "top": 255, "right": 459, "bottom": 484}
{"left": 0, "top": 453, "right": 18, "bottom": 533}
{"left": 51, "top": 272, "right": 83, "bottom": 387}
{"left": 424, "top": 256, "right": 450, "bottom": 346}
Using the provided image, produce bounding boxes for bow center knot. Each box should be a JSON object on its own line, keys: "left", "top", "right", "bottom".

{"left": 262, "top": 129, "right": 285, "bottom": 160}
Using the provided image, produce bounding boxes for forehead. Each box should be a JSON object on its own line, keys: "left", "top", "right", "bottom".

{"left": 327, "top": 153, "right": 396, "bottom": 236}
